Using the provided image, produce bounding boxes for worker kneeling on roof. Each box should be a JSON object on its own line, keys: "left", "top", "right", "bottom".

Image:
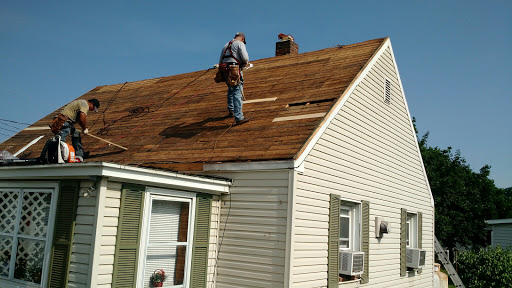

{"left": 49, "top": 98, "right": 100, "bottom": 158}
{"left": 219, "top": 32, "right": 251, "bottom": 125}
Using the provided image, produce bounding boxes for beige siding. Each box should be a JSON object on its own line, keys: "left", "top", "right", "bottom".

{"left": 293, "top": 46, "right": 434, "bottom": 287}
{"left": 68, "top": 180, "right": 96, "bottom": 288}
{"left": 204, "top": 170, "right": 289, "bottom": 288}
{"left": 95, "top": 180, "right": 122, "bottom": 288}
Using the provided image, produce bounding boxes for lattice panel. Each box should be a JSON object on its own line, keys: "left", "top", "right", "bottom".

{"left": 0, "top": 236, "right": 12, "bottom": 277}
{"left": 0, "top": 190, "right": 19, "bottom": 234}
{"left": 19, "top": 192, "right": 51, "bottom": 237}
{"left": 14, "top": 238, "right": 44, "bottom": 284}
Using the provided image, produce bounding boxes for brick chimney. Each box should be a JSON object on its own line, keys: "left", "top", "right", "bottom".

{"left": 276, "top": 33, "right": 299, "bottom": 56}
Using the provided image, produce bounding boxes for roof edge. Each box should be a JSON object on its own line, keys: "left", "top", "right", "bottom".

{"left": 485, "top": 219, "right": 512, "bottom": 225}
{"left": 293, "top": 37, "right": 390, "bottom": 164}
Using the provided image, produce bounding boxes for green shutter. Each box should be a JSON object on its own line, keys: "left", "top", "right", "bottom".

{"left": 417, "top": 212, "right": 423, "bottom": 273}
{"left": 190, "top": 193, "right": 213, "bottom": 288}
{"left": 400, "top": 208, "right": 407, "bottom": 276}
{"left": 361, "top": 201, "right": 370, "bottom": 284}
{"left": 48, "top": 181, "right": 80, "bottom": 288}
{"left": 112, "top": 184, "right": 145, "bottom": 288}
{"left": 328, "top": 194, "right": 340, "bottom": 288}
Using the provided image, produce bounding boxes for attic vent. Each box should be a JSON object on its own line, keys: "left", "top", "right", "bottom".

{"left": 287, "top": 98, "right": 336, "bottom": 107}
{"left": 384, "top": 79, "right": 391, "bottom": 104}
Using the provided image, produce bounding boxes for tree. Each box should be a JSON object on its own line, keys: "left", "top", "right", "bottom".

{"left": 413, "top": 118, "right": 512, "bottom": 251}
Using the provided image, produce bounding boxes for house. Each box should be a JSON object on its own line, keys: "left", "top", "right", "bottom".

{"left": 0, "top": 36, "right": 435, "bottom": 288}
{"left": 485, "top": 219, "right": 512, "bottom": 249}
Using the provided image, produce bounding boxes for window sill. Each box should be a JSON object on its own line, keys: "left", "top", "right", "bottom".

{"left": 339, "top": 279, "right": 361, "bottom": 287}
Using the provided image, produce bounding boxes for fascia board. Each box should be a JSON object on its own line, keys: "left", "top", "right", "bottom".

{"left": 294, "top": 38, "right": 391, "bottom": 167}
{"left": 203, "top": 160, "right": 296, "bottom": 171}
{"left": 387, "top": 41, "right": 435, "bottom": 208}
{"left": 485, "top": 219, "right": 512, "bottom": 225}
{"left": 0, "top": 162, "right": 230, "bottom": 194}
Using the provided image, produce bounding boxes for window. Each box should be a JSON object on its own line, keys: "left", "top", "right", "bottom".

{"left": 139, "top": 191, "right": 196, "bottom": 288}
{"left": 339, "top": 201, "right": 361, "bottom": 251}
{"left": 407, "top": 213, "right": 418, "bottom": 248}
{"left": 0, "top": 184, "right": 57, "bottom": 287}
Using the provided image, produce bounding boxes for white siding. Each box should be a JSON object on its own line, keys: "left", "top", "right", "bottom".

{"left": 68, "top": 180, "right": 96, "bottom": 288}
{"left": 95, "top": 180, "right": 122, "bottom": 288}
{"left": 492, "top": 223, "right": 512, "bottom": 249}
{"left": 293, "top": 45, "right": 434, "bottom": 287}
{"left": 204, "top": 170, "right": 289, "bottom": 288}
{"left": 208, "top": 195, "right": 221, "bottom": 286}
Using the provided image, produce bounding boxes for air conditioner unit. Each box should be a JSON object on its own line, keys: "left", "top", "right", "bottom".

{"left": 406, "top": 248, "right": 426, "bottom": 269}
{"left": 339, "top": 251, "right": 364, "bottom": 275}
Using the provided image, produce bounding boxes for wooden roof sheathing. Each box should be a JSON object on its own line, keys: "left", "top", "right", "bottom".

{"left": 0, "top": 38, "right": 386, "bottom": 171}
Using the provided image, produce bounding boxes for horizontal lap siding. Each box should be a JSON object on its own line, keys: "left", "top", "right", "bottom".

{"left": 96, "top": 181, "right": 122, "bottom": 288}
{"left": 493, "top": 224, "right": 512, "bottom": 248}
{"left": 208, "top": 195, "right": 221, "bottom": 286}
{"left": 68, "top": 180, "right": 96, "bottom": 288}
{"left": 293, "top": 46, "right": 434, "bottom": 287}
{"left": 205, "top": 171, "right": 289, "bottom": 288}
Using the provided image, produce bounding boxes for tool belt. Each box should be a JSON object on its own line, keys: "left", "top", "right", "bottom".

{"left": 215, "top": 63, "right": 240, "bottom": 86}
{"left": 49, "top": 113, "right": 69, "bottom": 134}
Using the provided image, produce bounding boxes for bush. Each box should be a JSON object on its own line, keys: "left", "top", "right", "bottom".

{"left": 457, "top": 246, "right": 512, "bottom": 288}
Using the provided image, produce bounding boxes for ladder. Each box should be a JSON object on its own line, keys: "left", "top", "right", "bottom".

{"left": 434, "top": 236, "right": 465, "bottom": 288}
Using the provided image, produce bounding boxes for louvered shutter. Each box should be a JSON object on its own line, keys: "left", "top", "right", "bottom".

{"left": 190, "top": 194, "right": 212, "bottom": 288}
{"left": 417, "top": 212, "right": 423, "bottom": 273}
{"left": 48, "top": 181, "right": 79, "bottom": 287}
{"left": 361, "top": 201, "right": 370, "bottom": 284}
{"left": 113, "top": 184, "right": 145, "bottom": 288}
{"left": 328, "top": 194, "right": 340, "bottom": 288}
{"left": 400, "top": 208, "right": 407, "bottom": 276}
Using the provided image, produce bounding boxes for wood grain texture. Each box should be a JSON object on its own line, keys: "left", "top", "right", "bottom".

{"left": 0, "top": 38, "right": 386, "bottom": 171}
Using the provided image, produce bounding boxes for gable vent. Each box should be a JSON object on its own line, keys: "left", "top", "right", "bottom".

{"left": 384, "top": 79, "right": 391, "bottom": 104}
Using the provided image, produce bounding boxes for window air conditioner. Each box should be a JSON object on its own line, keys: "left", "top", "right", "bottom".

{"left": 339, "top": 251, "right": 364, "bottom": 275}
{"left": 406, "top": 248, "right": 426, "bottom": 269}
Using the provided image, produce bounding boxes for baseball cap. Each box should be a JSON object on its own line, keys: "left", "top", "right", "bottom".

{"left": 89, "top": 98, "right": 100, "bottom": 112}
{"left": 235, "top": 32, "right": 246, "bottom": 44}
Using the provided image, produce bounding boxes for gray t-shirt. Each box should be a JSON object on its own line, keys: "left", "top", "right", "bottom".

{"left": 219, "top": 39, "right": 249, "bottom": 65}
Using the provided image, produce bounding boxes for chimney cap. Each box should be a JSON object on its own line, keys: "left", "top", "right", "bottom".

{"left": 278, "top": 33, "right": 294, "bottom": 42}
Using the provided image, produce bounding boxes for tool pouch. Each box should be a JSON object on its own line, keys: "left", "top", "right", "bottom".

{"left": 214, "top": 66, "right": 225, "bottom": 83}
{"left": 226, "top": 64, "right": 240, "bottom": 86}
{"left": 49, "top": 113, "right": 68, "bottom": 134}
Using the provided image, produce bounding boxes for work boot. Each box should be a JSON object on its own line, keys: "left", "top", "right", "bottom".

{"left": 236, "top": 117, "right": 251, "bottom": 126}
{"left": 83, "top": 151, "right": 91, "bottom": 159}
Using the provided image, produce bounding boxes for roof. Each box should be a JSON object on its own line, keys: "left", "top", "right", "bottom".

{"left": 485, "top": 219, "right": 512, "bottom": 225}
{"left": 0, "top": 38, "right": 387, "bottom": 171}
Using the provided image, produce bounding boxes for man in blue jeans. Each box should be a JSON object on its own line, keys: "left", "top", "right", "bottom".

{"left": 219, "top": 32, "right": 251, "bottom": 125}
{"left": 56, "top": 98, "right": 100, "bottom": 158}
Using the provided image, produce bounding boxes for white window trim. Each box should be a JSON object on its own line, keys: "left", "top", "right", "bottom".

{"left": 339, "top": 199, "right": 362, "bottom": 252}
{"left": 0, "top": 181, "right": 59, "bottom": 288}
{"left": 137, "top": 188, "right": 196, "bottom": 288}
{"left": 407, "top": 212, "right": 418, "bottom": 248}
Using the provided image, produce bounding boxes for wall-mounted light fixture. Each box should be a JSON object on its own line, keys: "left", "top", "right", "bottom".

{"left": 82, "top": 176, "right": 98, "bottom": 198}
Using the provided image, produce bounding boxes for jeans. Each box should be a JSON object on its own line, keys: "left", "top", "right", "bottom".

{"left": 227, "top": 81, "right": 244, "bottom": 121}
{"left": 57, "top": 122, "right": 84, "bottom": 157}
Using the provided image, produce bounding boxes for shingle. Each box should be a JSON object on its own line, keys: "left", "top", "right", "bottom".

{"left": 0, "top": 38, "right": 386, "bottom": 170}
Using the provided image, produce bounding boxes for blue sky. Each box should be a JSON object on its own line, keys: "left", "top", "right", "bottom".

{"left": 1, "top": 1, "right": 510, "bottom": 188}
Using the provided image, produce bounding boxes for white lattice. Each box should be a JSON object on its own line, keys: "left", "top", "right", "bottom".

{"left": 0, "top": 190, "right": 18, "bottom": 234}
{"left": 0, "top": 236, "right": 12, "bottom": 277}
{"left": 19, "top": 192, "right": 51, "bottom": 237}
{"left": 15, "top": 238, "right": 44, "bottom": 284}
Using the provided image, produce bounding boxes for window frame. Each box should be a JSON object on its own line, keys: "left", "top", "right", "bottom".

{"left": 137, "top": 188, "right": 197, "bottom": 288}
{"left": 0, "top": 182, "right": 59, "bottom": 288}
{"left": 406, "top": 212, "right": 418, "bottom": 248}
{"left": 339, "top": 200, "right": 362, "bottom": 252}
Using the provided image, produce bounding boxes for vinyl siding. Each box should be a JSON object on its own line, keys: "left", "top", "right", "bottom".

{"left": 208, "top": 195, "right": 221, "bottom": 286}
{"left": 67, "top": 180, "right": 96, "bottom": 288}
{"left": 293, "top": 45, "right": 434, "bottom": 287}
{"left": 491, "top": 223, "right": 512, "bottom": 249}
{"left": 203, "top": 170, "right": 289, "bottom": 288}
{"left": 96, "top": 180, "right": 122, "bottom": 288}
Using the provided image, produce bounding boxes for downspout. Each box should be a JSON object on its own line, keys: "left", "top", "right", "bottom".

{"left": 284, "top": 168, "right": 298, "bottom": 287}
{"left": 89, "top": 177, "right": 108, "bottom": 287}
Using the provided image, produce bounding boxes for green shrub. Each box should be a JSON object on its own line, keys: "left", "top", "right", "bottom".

{"left": 457, "top": 246, "right": 512, "bottom": 288}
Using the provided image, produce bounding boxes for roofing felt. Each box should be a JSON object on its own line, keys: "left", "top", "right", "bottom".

{"left": 0, "top": 38, "right": 386, "bottom": 171}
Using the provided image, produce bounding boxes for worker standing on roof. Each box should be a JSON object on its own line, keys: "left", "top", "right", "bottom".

{"left": 219, "top": 32, "right": 251, "bottom": 125}
{"left": 50, "top": 99, "right": 100, "bottom": 158}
